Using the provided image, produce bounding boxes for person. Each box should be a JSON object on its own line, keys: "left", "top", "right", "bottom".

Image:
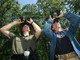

{"left": 43, "top": 11, "right": 80, "bottom": 60}
{"left": 0, "top": 18, "right": 41, "bottom": 60}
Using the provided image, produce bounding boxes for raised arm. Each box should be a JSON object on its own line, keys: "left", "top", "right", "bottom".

{"left": 57, "top": 12, "right": 80, "bottom": 35}
{"left": 0, "top": 19, "right": 23, "bottom": 37}
{"left": 43, "top": 17, "right": 56, "bottom": 42}
{"left": 27, "top": 18, "right": 41, "bottom": 39}
{"left": 64, "top": 12, "right": 80, "bottom": 35}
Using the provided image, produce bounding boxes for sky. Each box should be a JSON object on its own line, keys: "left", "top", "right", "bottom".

{"left": 18, "top": 0, "right": 37, "bottom": 7}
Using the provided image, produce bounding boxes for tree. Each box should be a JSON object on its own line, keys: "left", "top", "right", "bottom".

{"left": 0, "top": 0, "right": 80, "bottom": 60}
{"left": 22, "top": 4, "right": 38, "bottom": 18}
{"left": 64, "top": 0, "right": 80, "bottom": 13}
{"left": 0, "top": 0, "right": 23, "bottom": 60}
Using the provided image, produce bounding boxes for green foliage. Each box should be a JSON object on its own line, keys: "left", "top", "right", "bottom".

{"left": 0, "top": 0, "right": 80, "bottom": 60}
{"left": 64, "top": 0, "right": 80, "bottom": 13}
{"left": 36, "top": 34, "right": 50, "bottom": 60}
{"left": 0, "top": 0, "right": 23, "bottom": 60}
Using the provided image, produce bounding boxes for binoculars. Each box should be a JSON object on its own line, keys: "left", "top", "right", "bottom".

{"left": 20, "top": 17, "right": 31, "bottom": 22}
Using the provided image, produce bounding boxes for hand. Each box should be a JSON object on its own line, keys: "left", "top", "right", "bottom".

{"left": 50, "top": 15, "right": 56, "bottom": 21}
{"left": 50, "top": 17, "right": 56, "bottom": 21}
{"left": 14, "top": 19, "right": 24, "bottom": 24}
{"left": 55, "top": 13, "right": 64, "bottom": 18}
{"left": 27, "top": 18, "right": 33, "bottom": 24}
{"left": 52, "top": 18, "right": 56, "bottom": 21}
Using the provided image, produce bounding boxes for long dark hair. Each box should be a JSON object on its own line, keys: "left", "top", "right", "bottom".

{"left": 19, "top": 20, "right": 34, "bottom": 36}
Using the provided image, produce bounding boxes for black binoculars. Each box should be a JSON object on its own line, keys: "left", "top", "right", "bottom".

{"left": 20, "top": 17, "right": 31, "bottom": 22}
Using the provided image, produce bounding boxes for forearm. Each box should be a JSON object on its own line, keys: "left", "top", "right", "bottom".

{"left": 64, "top": 12, "right": 80, "bottom": 26}
{"left": 57, "top": 13, "right": 64, "bottom": 18}
{"left": 1, "top": 21, "right": 17, "bottom": 31}
{"left": 43, "top": 19, "right": 52, "bottom": 36}
{"left": 31, "top": 22, "right": 41, "bottom": 32}
{"left": 47, "top": 19, "right": 53, "bottom": 24}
